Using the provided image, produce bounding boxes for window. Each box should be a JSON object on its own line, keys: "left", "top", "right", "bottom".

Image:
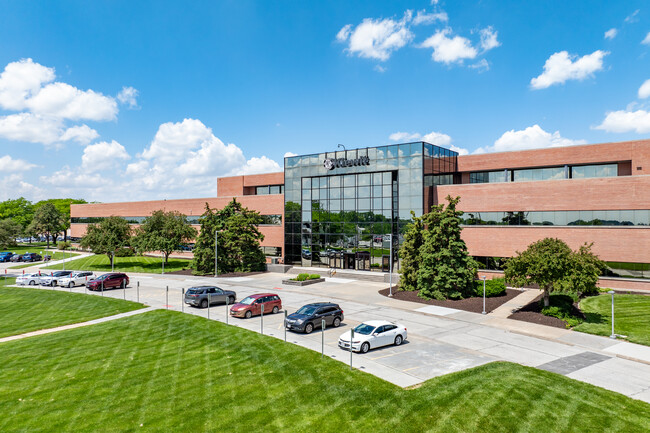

{"left": 571, "top": 163, "right": 617, "bottom": 179}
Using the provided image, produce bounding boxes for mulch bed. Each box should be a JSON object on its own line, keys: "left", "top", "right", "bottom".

{"left": 378, "top": 287, "right": 522, "bottom": 314}
{"left": 508, "top": 294, "right": 571, "bottom": 329}
{"left": 165, "top": 270, "right": 268, "bottom": 278}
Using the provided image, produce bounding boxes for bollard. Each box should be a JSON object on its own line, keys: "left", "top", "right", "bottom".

{"left": 182, "top": 288, "right": 185, "bottom": 313}
{"left": 101, "top": 280, "right": 104, "bottom": 297}
{"left": 123, "top": 281, "right": 126, "bottom": 300}
{"left": 350, "top": 329, "right": 354, "bottom": 370}
{"left": 137, "top": 281, "right": 140, "bottom": 303}
{"left": 260, "top": 304, "right": 264, "bottom": 335}
{"left": 207, "top": 293, "right": 211, "bottom": 319}
{"left": 321, "top": 319, "right": 326, "bottom": 358}
{"left": 166, "top": 286, "right": 169, "bottom": 310}
{"left": 284, "top": 310, "right": 287, "bottom": 342}
{"left": 225, "top": 295, "right": 229, "bottom": 324}
{"left": 85, "top": 276, "right": 87, "bottom": 294}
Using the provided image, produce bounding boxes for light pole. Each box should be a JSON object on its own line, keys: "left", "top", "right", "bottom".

{"left": 388, "top": 233, "right": 393, "bottom": 297}
{"left": 608, "top": 290, "right": 616, "bottom": 339}
{"left": 481, "top": 276, "right": 487, "bottom": 315}
{"left": 214, "top": 230, "right": 218, "bottom": 278}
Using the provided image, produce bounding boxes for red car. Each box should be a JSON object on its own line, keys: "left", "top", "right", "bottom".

{"left": 230, "top": 293, "right": 282, "bottom": 319}
{"left": 86, "top": 273, "right": 129, "bottom": 291}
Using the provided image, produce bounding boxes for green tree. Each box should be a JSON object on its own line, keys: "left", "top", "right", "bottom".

{"left": 417, "top": 196, "right": 478, "bottom": 300}
{"left": 0, "top": 197, "right": 34, "bottom": 233}
{"left": 504, "top": 238, "right": 574, "bottom": 307}
{"left": 0, "top": 218, "right": 22, "bottom": 249}
{"left": 133, "top": 210, "right": 197, "bottom": 262}
{"left": 80, "top": 216, "right": 132, "bottom": 268}
{"left": 398, "top": 211, "right": 423, "bottom": 292}
{"left": 557, "top": 243, "right": 606, "bottom": 297}
{"left": 35, "top": 198, "right": 87, "bottom": 241}
{"left": 193, "top": 199, "right": 266, "bottom": 275}
{"left": 27, "top": 202, "right": 65, "bottom": 248}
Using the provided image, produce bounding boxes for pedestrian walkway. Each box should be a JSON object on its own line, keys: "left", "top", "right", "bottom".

{"left": 489, "top": 288, "right": 542, "bottom": 318}
{"left": 0, "top": 306, "right": 156, "bottom": 344}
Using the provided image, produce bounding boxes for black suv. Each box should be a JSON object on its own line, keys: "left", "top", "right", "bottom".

{"left": 21, "top": 253, "right": 42, "bottom": 262}
{"left": 285, "top": 302, "right": 344, "bottom": 334}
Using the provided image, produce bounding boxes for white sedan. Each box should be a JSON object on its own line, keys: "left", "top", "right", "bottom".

{"left": 338, "top": 320, "right": 407, "bottom": 353}
{"left": 16, "top": 273, "right": 42, "bottom": 286}
{"left": 58, "top": 271, "right": 95, "bottom": 288}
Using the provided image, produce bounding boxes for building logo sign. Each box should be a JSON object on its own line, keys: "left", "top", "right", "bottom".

{"left": 323, "top": 156, "right": 370, "bottom": 170}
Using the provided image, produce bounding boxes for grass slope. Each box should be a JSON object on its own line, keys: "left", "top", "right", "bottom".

{"left": 575, "top": 294, "right": 650, "bottom": 346}
{"left": 0, "top": 310, "right": 647, "bottom": 432}
{"left": 0, "top": 287, "right": 144, "bottom": 338}
{"left": 43, "top": 254, "right": 192, "bottom": 274}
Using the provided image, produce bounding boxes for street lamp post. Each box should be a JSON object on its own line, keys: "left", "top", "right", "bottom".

{"left": 214, "top": 230, "right": 218, "bottom": 278}
{"left": 388, "top": 233, "right": 393, "bottom": 297}
{"left": 481, "top": 276, "right": 487, "bottom": 315}
{"left": 608, "top": 290, "right": 616, "bottom": 339}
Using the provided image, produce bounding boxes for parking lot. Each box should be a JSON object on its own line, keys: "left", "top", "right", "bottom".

{"left": 4, "top": 269, "right": 650, "bottom": 401}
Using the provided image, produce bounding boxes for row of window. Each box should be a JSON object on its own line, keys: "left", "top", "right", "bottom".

{"left": 71, "top": 214, "right": 283, "bottom": 226}
{"left": 469, "top": 163, "right": 618, "bottom": 184}
{"left": 461, "top": 210, "right": 650, "bottom": 226}
{"left": 255, "top": 185, "right": 284, "bottom": 195}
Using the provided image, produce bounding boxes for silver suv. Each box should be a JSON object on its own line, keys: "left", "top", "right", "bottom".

{"left": 184, "top": 286, "right": 236, "bottom": 308}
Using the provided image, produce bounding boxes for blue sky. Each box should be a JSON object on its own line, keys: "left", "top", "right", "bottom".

{"left": 1, "top": 0, "right": 650, "bottom": 202}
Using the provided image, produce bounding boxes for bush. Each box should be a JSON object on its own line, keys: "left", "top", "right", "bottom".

{"left": 114, "top": 247, "right": 135, "bottom": 257}
{"left": 540, "top": 294, "right": 583, "bottom": 328}
{"left": 57, "top": 241, "right": 71, "bottom": 250}
{"left": 474, "top": 277, "right": 507, "bottom": 297}
{"left": 295, "top": 273, "right": 309, "bottom": 281}
{"left": 308, "top": 274, "right": 321, "bottom": 280}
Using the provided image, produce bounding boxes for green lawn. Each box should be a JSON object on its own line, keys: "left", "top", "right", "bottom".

{"left": 0, "top": 287, "right": 144, "bottom": 338}
{"left": 43, "top": 254, "right": 192, "bottom": 274}
{"left": 0, "top": 310, "right": 647, "bottom": 432}
{"left": 575, "top": 294, "right": 650, "bottom": 346}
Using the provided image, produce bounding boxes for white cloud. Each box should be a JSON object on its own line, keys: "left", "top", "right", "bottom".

{"left": 530, "top": 50, "right": 608, "bottom": 90}
{"left": 336, "top": 13, "right": 413, "bottom": 61}
{"left": 604, "top": 28, "right": 618, "bottom": 40}
{"left": 0, "top": 58, "right": 55, "bottom": 111}
{"left": 284, "top": 152, "right": 298, "bottom": 158}
{"left": 26, "top": 81, "right": 117, "bottom": 121}
{"left": 374, "top": 64, "right": 387, "bottom": 73}
{"left": 236, "top": 156, "right": 282, "bottom": 175}
{"left": 479, "top": 27, "right": 500, "bottom": 51}
{"left": 0, "top": 174, "right": 44, "bottom": 201}
{"left": 0, "top": 155, "right": 37, "bottom": 172}
{"left": 412, "top": 10, "right": 448, "bottom": 25}
{"left": 475, "top": 125, "right": 586, "bottom": 153}
{"left": 595, "top": 110, "right": 650, "bottom": 133}
{"left": 638, "top": 79, "right": 650, "bottom": 99}
{"left": 117, "top": 86, "right": 138, "bottom": 108}
{"left": 388, "top": 130, "right": 469, "bottom": 155}
{"left": 469, "top": 59, "right": 490, "bottom": 72}
{"left": 81, "top": 140, "right": 130, "bottom": 172}
{"left": 0, "top": 113, "right": 64, "bottom": 145}
{"left": 625, "top": 9, "right": 640, "bottom": 23}
{"left": 643, "top": 32, "right": 650, "bottom": 45}
{"left": 60, "top": 124, "right": 99, "bottom": 145}
{"left": 420, "top": 28, "right": 478, "bottom": 64}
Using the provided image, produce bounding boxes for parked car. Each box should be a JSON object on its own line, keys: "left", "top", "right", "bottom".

{"left": 338, "top": 320, "right": 407, "bottom": 354}
{"left": 21, "top": 253, "right": 42, "bottom": 262}
{"left": 58, "top": 271, "right": 95, "bottom": 288}
{"left": 284, "top": 302, "right": 344, "bottom": 334}
{"left": 184, "top": 286, "right": 236, "bottom": 308}
{"left": 16, "top": 272, "right": 42, "bottom": 286}
{"left": 10, "top": 254, "right": 24, "bottom": 262}
{"left": 230, "top": 293, "right": 282, "bottom": 319}
{"left": 0, "top": 252, "right": 14, "bottom": 262}
{"left": 39, "top": 270, "right": 73, "bottom": 286}
{"left": 86, "top": 273, "right": 129, "bottom": 291}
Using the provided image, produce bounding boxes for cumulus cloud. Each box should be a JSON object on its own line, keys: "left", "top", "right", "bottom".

{"left": 604, "top": 28, "right": 618, "bottom": 40}
{"left": 474, "top": 125, "right": 586, "bottom": 154}
{"left": 594, "top": 110, "right": 650, "bottom": 133}
{"left": 412, "top": 10, "right": 448, "bottom": 25}
{"left": 81, "top": 140, "right": 130, "bottom": 172}
{"left": 0, "top": 58, "right": 55, "bottom": 111}
{"left": 26, "top": 82, "right": 117, "bottom": 121}
{"left": 530, "top": 50, "right": 608, "bottom": 89}
{"left": 0, "top": 155, "right": 37, "bottom": 172}
{"left": 284, "top": 152, "right": 298, "bottom": 158}
{"left": 117, "top": 86, "right": 138, "bottom": 109}
{"left": 0, "top": 174, "right": 44, "bottom": 201}
{"left": 638, "top": 79, "right": 650, "bottom": 99}
{"left": 0, "top": 113, "right": 65, "bottom": 145}
{"left": 336, "top": 13, "right": 414, "bottom": 61}
{"left": 236, "top": 156, "right": 282, "bottom": 175}
{"left": 388, "top": 130, "right": 468, "bottom": 155}
{"left": 59, "top": 124, "right": 99, "bottom": 145}
{"left": 420, "top": 28, "right": 477, "bottom": 64}
{"left": 479, "top": 26, "right": 501, "bottom": 51}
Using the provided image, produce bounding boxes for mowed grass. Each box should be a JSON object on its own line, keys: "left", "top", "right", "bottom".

{"left": 43, "top": 254, "right": 192, "bottom": 274}
{"left": 3, "top": 246, "right": 79, "bottom": 268}
{"left": 0, "top": 287, "right": 144, "bottom": 338}
{"left": 575, "top": 294, "right": 650, "bottom": 346}
{"left": 0, "top": 310, "right": 648, "bottom": 433}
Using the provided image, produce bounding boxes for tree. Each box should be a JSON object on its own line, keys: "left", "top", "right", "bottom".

{"left": 27, "top": 202, "right": 65, "bottom": 248}
{"left": 133, "top": 210, "right": 197, "bottom": 262}
{"left": 398, "top": 211, "right": 423, "bottom": 292}
{"left": 0, "top": 197, "right": 34, "bottom": 233}
{"left": 417, "top": 196, "right": 478, "bottom": 300}
{"left": 555, "top": 243, "right": 606, "bottom": 297}
{"left": 35, "top": 198, "right": 87, "bottom": 241}
{"left": 193, "top": 199, "right": 266, "bottom": 275}
{"left": 0, "top": 218, "right": 22, "bottom": 249}
{"left": 80, "top": 216, "right": 132, "bottom": 268}
{"left": 504, "top": 238, "right": 574, "bottom": 307}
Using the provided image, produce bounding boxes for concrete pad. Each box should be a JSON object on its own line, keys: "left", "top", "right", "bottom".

{"left": 567, "top": 358, "right": 650, "bottom": 400}
{"left": 603, "top": 341, "right": 650, "bottom": 363}
{"left": 479, "top": 344, "right": 558, "bottom": 367}
{"left": 415, "top": 305, "right": 463, "bottom": 316}
{"left": 537, "top": 352, "right": 611, "bottom": 375}
{"left": 437, "top": 333, "right": 503, "bottom": 351}
{"left": 557, "top": 331, "right": 621, "bottom": 351}
{"left": 324, "top": 278, "right": 355, "bottom": 283}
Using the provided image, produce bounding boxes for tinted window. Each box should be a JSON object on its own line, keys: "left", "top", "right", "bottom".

{"left": 296, "top": 305, "right": 318, "bottom": 315}
{"left": 208, "top": 288, "right": 216, "bottom": 294}
{"left": 375, "top": 326, "right": 386, "bottom": 334}
{"left": 385, "top": 325, "right": 397, "bottom": 331}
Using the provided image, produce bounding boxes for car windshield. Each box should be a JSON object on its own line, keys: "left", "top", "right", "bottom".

{"left": 53, "top": 271, "right": 69, "bottom": 276}
{"left": 96, "top": 275, "right": 109, "bottom": 280}
{"left": 296, "top": 305, "right": 318, "bottom": 316}
{"left": 353, "top": 324, "right": 377, "bottom": 335}
{"left": 239, "top": 296, "right": 256, "bottom": 305}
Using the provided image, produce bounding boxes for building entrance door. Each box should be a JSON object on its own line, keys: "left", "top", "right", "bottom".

{"left": 343, "top": 253, "right": 355, "bottom": 269}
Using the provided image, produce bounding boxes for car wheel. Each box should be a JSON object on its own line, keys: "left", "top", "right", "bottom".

{"left": 304, "top": 323, "right": 314, "bottom": 334}
{"left": 68, "top": 282, "right": 74, "bottom": 288}
{"left": 394, "top": 335, "right": 403, "bottom": 346}
{"left": 272, "top": 306, "right": 279, "bottom": 314}
{"left": 360, "top": 342, "right": 370, "bottom": 354}
{"left": 228, "top": 296, "right": 235, "bottom": 304}
{"left": 200, "top": 299, "right": 208, "bottom": 309}
{"left": 245, "top": 310, "right": 252, "bottom": 319}
{"left": 29, "top": 280, "right": 35, "bottom": 286}
{"left": 333, "top": 317, "right": 341, "bottom": 327}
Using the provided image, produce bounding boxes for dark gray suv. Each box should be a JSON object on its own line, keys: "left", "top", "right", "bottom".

{"left": 285, "top": 302, "right": 344, "bottom": 334}
{"left": 184, "top": 286, "right": 236, "bottom": 308}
